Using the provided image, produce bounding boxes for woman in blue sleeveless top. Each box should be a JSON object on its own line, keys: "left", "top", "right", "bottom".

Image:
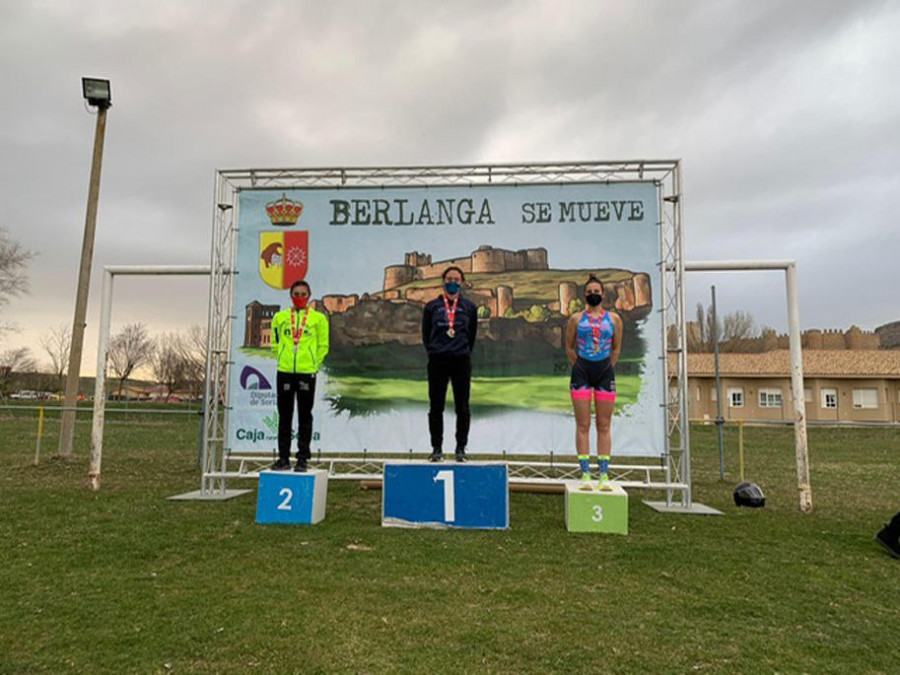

{"left": 564, "top": 276, "right": 622, "bottom": 490}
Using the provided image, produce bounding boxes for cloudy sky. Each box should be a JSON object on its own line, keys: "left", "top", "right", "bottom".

{"left": 1, "top": 0, "right": 898, "bottom": 374}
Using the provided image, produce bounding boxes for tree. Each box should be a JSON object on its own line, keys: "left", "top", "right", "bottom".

{"left": 688, "top": 302, "right": 758, "bottom": 352}
{"left": 0, "top": 347, "right": 37, "bottom": 392}
{"left": 148, "top": 326, "right": 208, "bottom": 401}
{"left": 39, "top": 323, "right": 71, "bottom": 391}
{"left": 175, "top": 324, "right": 207, "bottom": 398}
{"left": 721, "top": 310, "right": 756, "bottom": 350}
{"left": 0, "top": 227, "right": 34, "bottom": 337}
{"left": 108, "top": 323, "right": 153, "bottom": 399}
{"left": 525, "top": 304, "right": 551, "bottom": 323}
{"left": 150, "top": 333, "right": 186, "bottom": 402}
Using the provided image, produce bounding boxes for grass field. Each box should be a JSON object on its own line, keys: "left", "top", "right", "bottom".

{"left": 1, "top": 407, "right": 898, "bottom": 673}
{"left": 326, "top": 374, "right": 643, "bottom": 414}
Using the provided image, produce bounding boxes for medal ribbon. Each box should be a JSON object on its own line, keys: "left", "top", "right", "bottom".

{"left": 587, "top": 310, "right": 604, "bottom": 353}
{"left": 291, "top": 307, "right": 310, "bottom": 349}
{"left": 442, "top": 293, "right": 459, "bottom": 335}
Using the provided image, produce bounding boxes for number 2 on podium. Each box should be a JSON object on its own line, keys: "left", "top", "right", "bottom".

{"left": 433, "top": 470, "right": 456, "bottom": 522}
{"left": 278, "top": 487, "right": 293, "bottom": 511}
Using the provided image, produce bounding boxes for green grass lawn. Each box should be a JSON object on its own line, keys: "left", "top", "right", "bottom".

{"left": 326, "top": 374, "right": 643, "bottom": 414}
{"left": 1, "top": 408, "right": 898, "bottom": 673}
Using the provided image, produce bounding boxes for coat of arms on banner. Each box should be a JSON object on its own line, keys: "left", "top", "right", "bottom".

{"left": 259, "top": 230, "right": 309, "bottom": 288}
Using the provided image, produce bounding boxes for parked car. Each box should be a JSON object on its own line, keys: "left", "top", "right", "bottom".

{"left": 10, "top": 390, "right": 40, "bottom": 400}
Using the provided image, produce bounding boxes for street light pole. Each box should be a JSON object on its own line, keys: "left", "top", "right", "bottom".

{"left": 59, "top": 79, "right": 111, "bottom": 458}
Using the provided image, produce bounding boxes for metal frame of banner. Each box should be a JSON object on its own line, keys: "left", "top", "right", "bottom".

{"left": 197, "top": 161, "right": 694, "bottom": 507}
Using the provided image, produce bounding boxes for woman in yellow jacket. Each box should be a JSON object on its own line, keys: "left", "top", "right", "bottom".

{"left": 270, "top": 280, "right": 329, "bottom": 471}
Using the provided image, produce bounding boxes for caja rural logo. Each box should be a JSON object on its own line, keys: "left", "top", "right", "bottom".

{"left": 259, "top": 193, "right": 308, "bottom": 289}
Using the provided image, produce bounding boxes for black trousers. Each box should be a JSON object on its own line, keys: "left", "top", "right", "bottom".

{"left": 427, "top": 354, "right": 471, "bottom": 451}
{"left": 276, "top": 371, "right": 316, "bottom": 462}
{"left": 887, "top": 511, "right": 900, "bottom": 535}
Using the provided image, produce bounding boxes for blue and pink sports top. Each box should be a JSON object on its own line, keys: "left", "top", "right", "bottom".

{"left": 576, "top": 310, "right": 615, "bottom": 361}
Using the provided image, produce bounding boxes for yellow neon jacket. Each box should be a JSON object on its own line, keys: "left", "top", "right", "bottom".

{"left": 270, "top": 306, "right": 330, "bottom": 374}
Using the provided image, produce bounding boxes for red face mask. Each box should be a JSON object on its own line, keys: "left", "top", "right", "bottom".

{"left": 291, "top": 296, "right": 308, "bottom": 309}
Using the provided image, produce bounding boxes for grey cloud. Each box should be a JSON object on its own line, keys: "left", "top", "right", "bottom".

{"left": 1, "top": 0, "right": 899, "bottom": 368}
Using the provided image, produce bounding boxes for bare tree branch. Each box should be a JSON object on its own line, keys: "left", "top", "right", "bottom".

{"left": 0, "top": 347, "right": 37, "bottom": 392}
{"left": 108, "top": 323, "right": 154, "bottom": 399}
{"left": 0, "top": 226, "right": 35, "bottom": 338}
{"left": 688, "top": 303, "right": 758, "bottom": 353}
{"left": 39, "top": 323, "right": 71, "bottom": 391}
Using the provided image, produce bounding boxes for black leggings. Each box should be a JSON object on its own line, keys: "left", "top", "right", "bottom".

{"left": 276, "top": 371, "right": 316, "bottom": 462}
{"left": 427, "top": 354, "right": 471, "bottom": 451}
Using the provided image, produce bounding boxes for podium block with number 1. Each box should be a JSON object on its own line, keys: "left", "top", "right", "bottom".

{"left": 382, "top": 462, "right": 509, "bottom": 529}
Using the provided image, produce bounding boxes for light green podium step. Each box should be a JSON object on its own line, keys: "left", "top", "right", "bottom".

{"left": 565, "top": 481, "right": 628, "bottom": 534}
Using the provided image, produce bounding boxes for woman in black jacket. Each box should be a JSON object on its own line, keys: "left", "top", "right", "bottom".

{"left": 421, "top": 266, "right": 478, "bottom": 462}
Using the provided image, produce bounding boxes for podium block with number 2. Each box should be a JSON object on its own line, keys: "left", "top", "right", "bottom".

{"left": 565, "top": 481, "right": 628, "bottom": 534}
{"left": 256, "top": 470, "right": 328, "bottom": 525}
{"left": 382, "top": 463, "right": 509, "bottom": 529}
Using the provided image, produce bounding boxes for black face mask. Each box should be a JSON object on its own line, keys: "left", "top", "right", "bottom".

{"left": 585, "top": 293, "right": 603, "bottom": 307}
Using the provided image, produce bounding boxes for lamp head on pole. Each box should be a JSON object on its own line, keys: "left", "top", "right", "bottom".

{"left": 82, "top": 77, "right": 112, "bottom": 109}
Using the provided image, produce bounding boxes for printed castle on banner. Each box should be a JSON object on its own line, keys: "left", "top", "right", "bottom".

{"left": 244, "top": 245, "right": 652, "bottom": 349}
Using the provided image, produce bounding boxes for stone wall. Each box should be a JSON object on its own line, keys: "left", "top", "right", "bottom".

{"left": 382, "top": 246, "right": 548, "bottom": 290}
{"left": 692, "top": 326, "right": 884, "bottom": 353}
{"left": 875, "top": 321, "right": 900, "bottom": 349}
{"left": 321, "top": 294, "right": 359, "bottom": 314}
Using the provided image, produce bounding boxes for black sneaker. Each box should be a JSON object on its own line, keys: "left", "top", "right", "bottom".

{"left": 270, "top": 459, "right": 291, "bottom": 471}
{"left": 428, "top": 450, "right": 443, "bottom": 462}
{"left": 875, "top": 526, "right": 900, "bottom": 559}
{"left": 455, "top": 448, "right": 468, "bottom": 463}
{"left": 294, "top": 460, "right": 308, "bottom": 473}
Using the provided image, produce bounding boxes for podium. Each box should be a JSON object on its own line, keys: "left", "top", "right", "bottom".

{"left": 382, "top": 462, "right": 509, "bottom": 529}
{"left": 256, "top": 469, "right": 328, "bottom": 525}
{"left": 565, "top": 481, "right": 628, "bottom": 534}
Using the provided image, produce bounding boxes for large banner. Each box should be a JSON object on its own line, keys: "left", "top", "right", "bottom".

{"left": 227, "top": 181, "right": 664, "bottom": 457}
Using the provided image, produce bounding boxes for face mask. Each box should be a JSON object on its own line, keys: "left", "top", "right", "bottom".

{"left": 291, "top": 296, "right": 308, "bottom": 309}
{"left": 444, "top": 281, "right": 461, "bottom": 295}
{"left": 585, "top": 293, "right": 603, "bottom": 307}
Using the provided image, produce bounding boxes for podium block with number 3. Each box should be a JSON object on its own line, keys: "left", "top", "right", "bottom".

{"left": 256, "top": 470, "right": 328, "bottom": 525}
{"left": 382, "top": 463, "right": 509, "bottom": 529}
{"left": 565, "top": 481, "right": 628, "bottom": 534}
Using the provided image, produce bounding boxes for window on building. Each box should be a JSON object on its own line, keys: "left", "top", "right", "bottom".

{"left": 822, "top": 389, "right": 837, "bottom": 409}
{"left": 758, "top": 388, "right": 783, "bottom": 408}
{"left": 710, "top": 387, "right": 718, "bottom": 402}
{"left": 728, "top": 387, "right": 743, "bottom": 408}
{"left": 804, "top": 389, "right": 813, "bottom": 403}
{"left": 852, "top": 388, "right": 878, "bottom": 409}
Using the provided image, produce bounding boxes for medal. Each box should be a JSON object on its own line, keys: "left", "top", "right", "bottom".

{"left": 291, "top": 307, "right": 310, "bottom": 353}
{"left": 441, "top": 293, "right": 459, "bottom": 340}
{"left": 587, "top": 310, "right": 603, "bottom": 353}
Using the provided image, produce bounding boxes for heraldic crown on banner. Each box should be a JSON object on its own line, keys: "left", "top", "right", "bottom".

{"left": 266, "top": 193, "right": 304, "bottom": 226}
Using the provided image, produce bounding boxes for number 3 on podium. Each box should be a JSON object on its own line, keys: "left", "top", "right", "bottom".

{"left": 433, "top": 470, "right": 456, "bottom": 522}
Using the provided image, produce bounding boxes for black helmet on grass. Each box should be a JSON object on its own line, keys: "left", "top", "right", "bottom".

{"left": 733, "top": 482, "right": 765, "bottom": 508}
